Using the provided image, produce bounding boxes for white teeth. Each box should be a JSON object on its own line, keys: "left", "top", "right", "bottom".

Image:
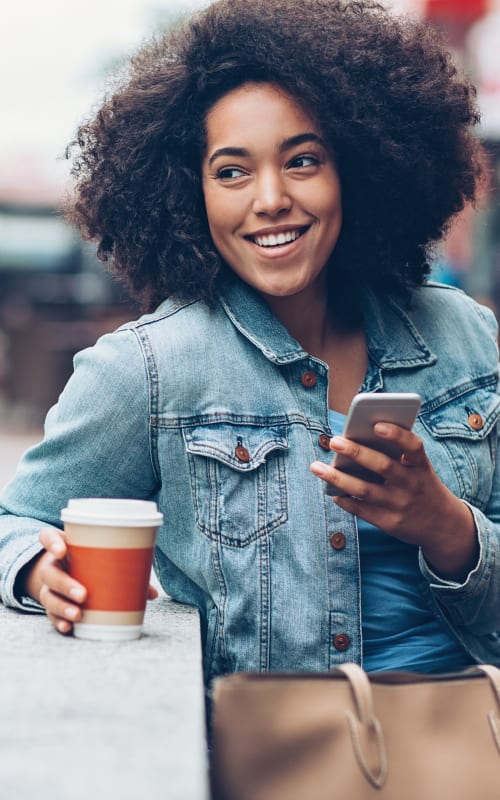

{"left": 253, "top": 229, "right": 302, "bottom": 247}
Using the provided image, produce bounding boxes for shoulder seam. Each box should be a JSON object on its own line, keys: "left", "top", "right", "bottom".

{"left": 422, "top": 280, "right": 464, "bottom": 294}
{"left": 118, "top": 299, "right": 200, "bottom": 332}
{"left": 129, "top": 325, "right": 162, "bottom": 484}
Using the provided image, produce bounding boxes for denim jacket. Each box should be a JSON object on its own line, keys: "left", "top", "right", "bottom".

{"left": 1, "top": 276, "right": 500, "bottom": 683}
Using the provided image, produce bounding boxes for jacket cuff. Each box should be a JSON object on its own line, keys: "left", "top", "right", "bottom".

{"left": 2, "top": 540, "right": 45, "bottom": 613}
{"left": 418, "top": 500, "right": 483, "bottom": 592}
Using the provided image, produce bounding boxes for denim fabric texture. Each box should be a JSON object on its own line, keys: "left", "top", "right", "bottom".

{"left": 1, "top": 275, "right": 500, "bottom": 683}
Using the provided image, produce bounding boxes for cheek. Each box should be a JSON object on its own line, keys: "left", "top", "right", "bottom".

{"left": 301, "top": 177, "right": 341, "bottom": 221}
{"left": 203, "top": 201, "right": 237, "bottom": 258}
{"left": 203, "top": 197, "right": 223, "bottom": 241}
{"left": 321, "top": 184, "right": 342, "bottom": 218}
{"left": 323, "top": 195, "right": 343, "bottom": 240}
{"left": 206, "top": 211, "right": 232, "bottom": 248}
{"left": 203, "top": 185, "right": 235, "bottom": 231}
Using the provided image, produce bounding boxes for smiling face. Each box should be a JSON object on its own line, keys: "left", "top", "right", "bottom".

{"left": 201, "top": 82, "right": 342, "bottom": 304}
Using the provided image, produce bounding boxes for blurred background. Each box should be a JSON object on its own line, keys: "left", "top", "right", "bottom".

{"left": 1, "top": 0, "right": 499, "bottom": 436}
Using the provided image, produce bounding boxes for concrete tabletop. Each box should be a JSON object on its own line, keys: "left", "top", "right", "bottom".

{"left": 0, "top": 595, "right": 209, "bottom": 800}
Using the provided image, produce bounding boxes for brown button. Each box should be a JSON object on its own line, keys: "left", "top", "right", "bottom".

{"left": 330, "top": 532, "right": 346, "bottom": 550}
{"left": 301, "top": 370, "right": 317, "bottom": 389}
{"left": 468, "top": 413, "right": 484, "bottom": 431}
{"left": 318, "top": 433, "right": 331, "bottom": 451}
{"left": 333, "top": 633, "right": 351, "bottom": 651}
{"left": 235, "top": 445, "right": 251, "bottom": 462}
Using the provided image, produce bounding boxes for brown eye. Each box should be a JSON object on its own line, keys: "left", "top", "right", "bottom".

{"left": 216, "top": 166, "right": 246, "bottom": 180}
{"left": 288, "top": 154, "right": 319, "bottom": 169}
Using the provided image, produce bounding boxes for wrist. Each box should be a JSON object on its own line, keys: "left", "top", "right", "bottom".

{"left": 14, "top": 551, "right": 46, "bottom": 603}
{"left": 421, "top": 499, "right": 479, "bottom": 582}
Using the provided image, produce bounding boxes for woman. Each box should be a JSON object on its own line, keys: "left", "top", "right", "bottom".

{"left": 1, "top": 0, "right": 499, "bottom": 684}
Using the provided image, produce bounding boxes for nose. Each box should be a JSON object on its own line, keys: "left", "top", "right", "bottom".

{"left": 252, "top": 169, "right": 292, "bottom": 217}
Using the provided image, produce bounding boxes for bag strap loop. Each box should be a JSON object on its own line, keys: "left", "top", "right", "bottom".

{"left": 475, "top": 664, "right": 500, "bottom": 708}
{"left": 335, "top": 662, "right": 377, "bottom": 723}
{"left": 334, "top": 663, "right": 388, "bottom": 789}
{"left": 475, "top": 664, "right": 500, "bottom": 755}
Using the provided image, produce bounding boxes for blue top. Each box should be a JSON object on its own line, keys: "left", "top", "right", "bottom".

{"left": 1, "top": 276, "right": 500, "bottom": 684}
{"left": 329, "top": 407, "right": 473, "bottom": 673}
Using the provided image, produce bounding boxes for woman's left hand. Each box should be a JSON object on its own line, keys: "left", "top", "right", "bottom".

{"left": 310, "top": 422, "right": 479, "bottom": 582}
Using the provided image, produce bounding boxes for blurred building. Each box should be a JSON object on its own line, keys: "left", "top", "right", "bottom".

{"left": 0, "top": 153, "right": 139, "bottom": 426}
{"left": 394, "top": 0, "right": 500, "bottom": 310}
{"left": 0, "top": 1, "right": 175, "bottom": 428}
{"left": 0, "top": 198, "right": 139, "bottom": 428}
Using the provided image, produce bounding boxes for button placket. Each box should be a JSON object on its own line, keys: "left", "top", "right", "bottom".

{"left": 326, "top": 501, "right": 362, "bottom": 665}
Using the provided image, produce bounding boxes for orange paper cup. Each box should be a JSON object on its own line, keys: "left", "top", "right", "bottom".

{"left": 61, "top": 498, "right": 163, "bottom": 641}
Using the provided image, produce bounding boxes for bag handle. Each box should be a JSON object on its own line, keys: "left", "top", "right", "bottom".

{"left": 475, "top": 664, "right": 500, "bottom": 754}
{"left": 334, "top": 663, "right": 500, "bottom": 787}
{"left": 334, "top": 663, "right": 388, "bottom": 789}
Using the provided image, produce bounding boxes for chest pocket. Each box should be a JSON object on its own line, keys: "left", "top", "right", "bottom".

{"left": 419, "top": 382, "right": 500, "bottom": 508}
{"left": 183, "top": 423, "right": 289, "bottom": 547}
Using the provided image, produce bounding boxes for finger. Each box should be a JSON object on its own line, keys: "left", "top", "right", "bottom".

{"left": 330, "top": 435, "right": 397, "bottom": 482}
{"left": 373, "top": 423, "right": 427, "bottom": 466}
{"left": 40, "top": 583, "right": 83, "bottom": 625}
{"left": 310, "top": 458, "right": 383, "bottom": 501}
{"left": 331, "top": 470, "right": 386, "bottom": 503}
{"left": 39, "top": 558, "right": 87, "bottom": 604}
{"left": 310, "top": 460, "right": 341, "bottom": 492}
{"left": 47, "top": 612, "right": 74, "bottom": 635}
{"left": 334, "top": 493, "right": 396, "bottom": 530}
{"left": 39, "top": 527, "right": 67, "bottom": 559}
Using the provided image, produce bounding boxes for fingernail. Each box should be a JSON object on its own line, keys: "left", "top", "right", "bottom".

{"left": 310, "top": 461, "right": 328, "bottom": 476}
{"left": 70, "top": 586, "right": 85, "bottom": 601}
{"left": 65, "top": 607, "right": 79, "bottom": 620}
{"left": 331, "top": 436, "right": 348, "bottom": 451}
{"left": 58, "top": 620, "right": 70, "bottom": 633}
{"left": 374, "top": 423, "right": 391, "bottom": 435}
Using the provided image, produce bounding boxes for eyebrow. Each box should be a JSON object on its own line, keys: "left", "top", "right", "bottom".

{"left": 207, "top": 132, "right": 326, "bottom": 168}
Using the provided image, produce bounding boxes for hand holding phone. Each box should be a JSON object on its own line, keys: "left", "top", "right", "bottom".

{"left": 325, "top": 392, "right": 422, "bottom": 496}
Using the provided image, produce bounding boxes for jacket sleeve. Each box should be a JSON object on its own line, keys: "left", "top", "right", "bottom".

{"left": 419, "top": 299, "right": 500, "bottom": 637}
{"left": 419, "top": 479, "right": 500, "bottom": 636}
{"left": 0, "top": 326, "right": 158, "bottom": 611}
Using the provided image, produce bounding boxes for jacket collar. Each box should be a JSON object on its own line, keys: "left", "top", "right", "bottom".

{"left": 363, "top": 289, "right": 437, "bottom": 369}
{"left": 219, "top": 275, "right": 306, "bottom": 364}
{"left": 219, "top": 274, "right": 437, "bottom": 369}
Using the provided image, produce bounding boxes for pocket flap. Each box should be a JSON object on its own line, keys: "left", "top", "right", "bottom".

{"left": 420, "top": 383, "right": 500, "bottom": 440}
{"left": 184, "top": 423, "right": 289, "bottom": 470}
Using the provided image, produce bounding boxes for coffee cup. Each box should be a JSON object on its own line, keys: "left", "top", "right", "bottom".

{"left": 60, "top": 498, "right": 163, "bottom": 641}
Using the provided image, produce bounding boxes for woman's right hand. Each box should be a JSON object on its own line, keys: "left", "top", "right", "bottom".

{"left": 23, "top": 527, "right": 87, "bottom": 634}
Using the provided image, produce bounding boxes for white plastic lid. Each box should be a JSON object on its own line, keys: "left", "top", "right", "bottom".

{"left": 61, "top": 498, "right": 163, "bottom": 527}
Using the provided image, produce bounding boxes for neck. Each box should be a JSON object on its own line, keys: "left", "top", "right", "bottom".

{"left": 263, "top": 288, "right": 332, "bottom": 355}
{"left": 260, "top": 283, "right": 367, "bottom": 413}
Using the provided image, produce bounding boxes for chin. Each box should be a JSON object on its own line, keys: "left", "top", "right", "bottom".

{"left": 268, "top": 280, "right": 313, "bottom": 297}
{"left": 261, "top": 285, "right": 303, "bottom": 298}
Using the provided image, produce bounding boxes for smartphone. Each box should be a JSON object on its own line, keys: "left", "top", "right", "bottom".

{"left": 325, "top": 392, "right": 422, "bottom": 496}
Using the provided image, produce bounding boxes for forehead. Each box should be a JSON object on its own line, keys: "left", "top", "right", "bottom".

{"left": 203, "top": 82, "right": 321, "bottom": 149}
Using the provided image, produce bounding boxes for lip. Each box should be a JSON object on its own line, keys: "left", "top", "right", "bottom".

{"left": 247, "top": 234, "right": 307, "bottom": 260}
{"left": 243, "top": 223, "right": 311, "bottom": 259}
{"left": 244, "top": 223, "right": 310, "bottom": 239}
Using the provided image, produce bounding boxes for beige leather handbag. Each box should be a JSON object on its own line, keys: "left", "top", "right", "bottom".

{"left": 211, "top": 662, "right": 500, "bottom": 800}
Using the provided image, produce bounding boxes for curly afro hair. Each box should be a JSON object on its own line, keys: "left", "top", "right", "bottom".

{"left": 66, "top": 0, "right": 483, "bottom": 314}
